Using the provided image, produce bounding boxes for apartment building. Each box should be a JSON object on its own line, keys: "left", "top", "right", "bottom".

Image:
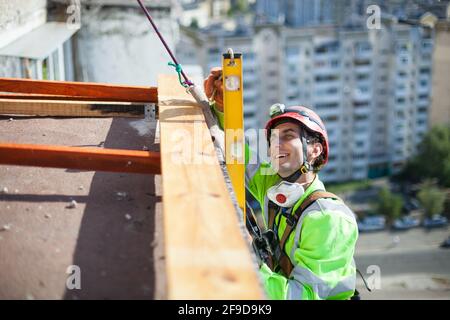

{"left": 178, "top": 21, "right": 434, "bottom": 182}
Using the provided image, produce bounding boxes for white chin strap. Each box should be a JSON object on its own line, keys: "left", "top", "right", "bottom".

{"left": 267, "top": 181, "right": 306, "bottom": 208}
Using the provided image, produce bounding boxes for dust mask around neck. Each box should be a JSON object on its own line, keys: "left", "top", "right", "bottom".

{"left": 267, "top": 180, "right": 306, "bottom": 208}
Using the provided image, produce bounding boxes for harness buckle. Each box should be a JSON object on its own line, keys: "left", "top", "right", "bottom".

{"left": 285, "top": 213, "right": 297, "bottom": 227}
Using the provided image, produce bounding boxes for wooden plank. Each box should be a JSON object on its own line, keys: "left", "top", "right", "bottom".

{"left": 158, "top": 75, "right": 263, "bottom": 299}
{"left": 0, "top": 93, "right": 148, "bottom": 102}
{"left": 0, "top": 99, "right": 145, "bottom": 117}
{"left": 0, "top": 78, "right": 158, "bottom": 103}
{"left": 0, "top": 143, "right": 161, "bottom": 174}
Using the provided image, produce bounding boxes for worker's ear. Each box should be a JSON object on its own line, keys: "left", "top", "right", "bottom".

{"left": 308, "top": 142, "right": 323, "bottom": 164}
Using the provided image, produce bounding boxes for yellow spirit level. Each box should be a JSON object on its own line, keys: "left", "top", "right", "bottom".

{"left": 222, "top": 49, "right": 245, "bottom": 219}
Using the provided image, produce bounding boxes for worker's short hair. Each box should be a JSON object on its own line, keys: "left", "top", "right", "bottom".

{"left": 303, "top": 128, "right": 326, "bottom": 173}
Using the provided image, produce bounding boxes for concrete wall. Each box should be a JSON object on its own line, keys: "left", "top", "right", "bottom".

{"left": 71, "top": 2, "right": 180, "bottom": 86}
{"left": 0, "top": 0, "right": 47, "bottom": 77}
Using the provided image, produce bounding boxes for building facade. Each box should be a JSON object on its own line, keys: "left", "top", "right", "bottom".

{"left": 178, "top": 21, "right": 434, "bottom": 182}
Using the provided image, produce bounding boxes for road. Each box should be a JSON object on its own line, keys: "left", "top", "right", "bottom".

{"left": 355, "top": 227, "right": 450, "bottom": 299}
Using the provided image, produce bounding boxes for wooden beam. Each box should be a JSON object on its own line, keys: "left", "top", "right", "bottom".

{"left": 0, "top": 142, "right": 161, "bottom": 174}
{"left": 0, "top": 93, "right": 147, "bottom": 102}
{"left": 0, "top": 98, "right": 145, "bottom": 117}
{"left": 0, "top": 77, "right": 158, "bottom": 103}
{"left": 158, "top": 75, "right": 263, "bottom": 299}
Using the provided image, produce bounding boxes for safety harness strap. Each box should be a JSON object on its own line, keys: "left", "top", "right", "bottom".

{"left": 269, "top": 190, "right": 341, "bottom": 277}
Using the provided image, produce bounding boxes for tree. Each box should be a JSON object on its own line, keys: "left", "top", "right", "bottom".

{"left": 375, "top": 187, "right": 403, "bottom": 225}
{"left": 189, "top": 18, "right": 199, "bottom": 29}
{"left": 417, "top": 180, "right": 446, "bottom": 219}
{"left": 400, "top": 125, "right": 450, "bottom": 187}
{"left": 228, "top": 0, "right": 249, "bottom": 16}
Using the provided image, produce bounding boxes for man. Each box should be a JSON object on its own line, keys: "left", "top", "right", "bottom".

{"left": 204, "top": 68, "right": 358, "bottom": 300}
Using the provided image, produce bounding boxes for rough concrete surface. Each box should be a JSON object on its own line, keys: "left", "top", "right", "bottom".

{"left": 0, "top": 116, "right": 165, "bottom": 299}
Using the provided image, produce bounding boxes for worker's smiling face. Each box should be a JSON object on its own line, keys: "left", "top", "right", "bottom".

{"left": 269, "top": 122, "right": 304, "bottom": 178}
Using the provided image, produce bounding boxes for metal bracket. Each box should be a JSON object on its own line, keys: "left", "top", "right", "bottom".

{"left": 145, "top": 103, "right": 157, "bottom": 121}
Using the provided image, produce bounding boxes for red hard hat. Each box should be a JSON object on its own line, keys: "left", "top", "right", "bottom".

{"left": 265, "top": 104, "right": 329, "bottom": 165}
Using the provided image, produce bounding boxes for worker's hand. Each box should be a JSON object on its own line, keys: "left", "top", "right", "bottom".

{"left": 204, "top": 67, "right": 223, "bottom": 112}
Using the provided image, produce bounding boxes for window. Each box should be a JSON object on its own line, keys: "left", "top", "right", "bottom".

{"left": 420, "top": 67, "right": 430, "bottom": 74}
{"left": 286, "top": 46, "right": 300, "bottom": 57}
{"left": 246, "top": 52, "right": 255, "bottom": 60}
{"left": 315, "top": 75, "right": 339, "bottom": 82}
{"left": 354, "top": 114, "right": 368, "bottom": 121}
{"left": 357, "top": 74, "right": 369, "bottom": 81}
{"left": 417, "top": 106, "right": 427, "bottom": 113}
{"left": 315, "top": 41, "right": 339, "bottom": 54}
{"left": 315, "top": 102, "right": 339, "bottom": 110}
{"left": 354, "top": 101, "right": 369, "bottom": 108}
{"left": 417, "top": 119, "right": 427, "bottom": 125}
{"left": 244, "top": 97, "right": 255, "bottom": 104}
{"left": 287, "top": 93, "right": 299, "bottom": 100}
{"left": 323, "top": 115, "right": 339, "bottom": 122}
{"left": 315, "top": 60, "right": 327, "bottom": 68}
{"left": 208, "top": 48, "right": 220, "bottom": 55}
{"left": 316, "top": 87, "right": 338, "bottom": 95}
{"left": 244, "top": 82, "right": 254, "bottom": 90}
{"left": 353, "top": 153, "right": 366, "bottom": 160}
{"left": 354, "top": 59, "right": 371, "bottom": 66}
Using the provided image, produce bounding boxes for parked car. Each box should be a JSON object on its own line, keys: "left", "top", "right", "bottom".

{"left": 440, "top": 236, "right": 450, "bottom": 248}
{"left": 403, "top": 198, "right": 420, "bottom": 213}
{"left": 358, "top": 215, "right": 386, "bottom": 232}
{"left": 392, "top": 216, "right": 421, "bottom": 230}
{"left": 423, "top": 215, "right": 448, "bottom": 229}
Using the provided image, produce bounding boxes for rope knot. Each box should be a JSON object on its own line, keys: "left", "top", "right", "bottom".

{"left": 168, "top": 62, "right": 189, "bottom": 88}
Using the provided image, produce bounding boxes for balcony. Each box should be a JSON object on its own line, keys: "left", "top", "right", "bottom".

{"left": 420, "top": 40, "right": 434, "bottom": 54}
{"left": 286, "top": 54, "right": 300, "bottom": 64}
{"left": 244, "top": 103, "right": 257, "bottom": 114}
{"left": 244, "top": 117, "right": 258, "bottom": 129}
{"left": 354, "top": 63, "right": 372, "bottom": 74}
{"left": 314, "top": 66, "right": 340, "bottom": 77}
{"left": 353, "top": 90, "right": 371, "bottom": 102}
{"left": 354, "top": 49, "right": 372, "bottom": 60}
{"left": 314, "top": 93, "right": 341, "bottom": 104}
{"left": 243, "top": 72, "right": 257, "bottom": 83}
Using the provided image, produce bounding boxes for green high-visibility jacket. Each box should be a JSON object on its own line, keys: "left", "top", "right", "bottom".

{"left": 213, "top": 104, "right": 358, "bottom": 300}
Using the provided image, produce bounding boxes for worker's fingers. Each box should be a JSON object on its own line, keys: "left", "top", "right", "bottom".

{"left": 214, "top": 79, "right": 223, "bottom": 89}
{"left": 204, "top": 67, "right": 224, "bottom": 111}
{"left": 204, "top": 70, "right": 223, "bottom": 99}
{"left": 204, "top": 75, "right": 216, "bottom": 98}
{"left": 210, "top": 67, "right": 222, "bottom": 78}
{"left": 214, "top": 93, "right": 224, "bottom": 112}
